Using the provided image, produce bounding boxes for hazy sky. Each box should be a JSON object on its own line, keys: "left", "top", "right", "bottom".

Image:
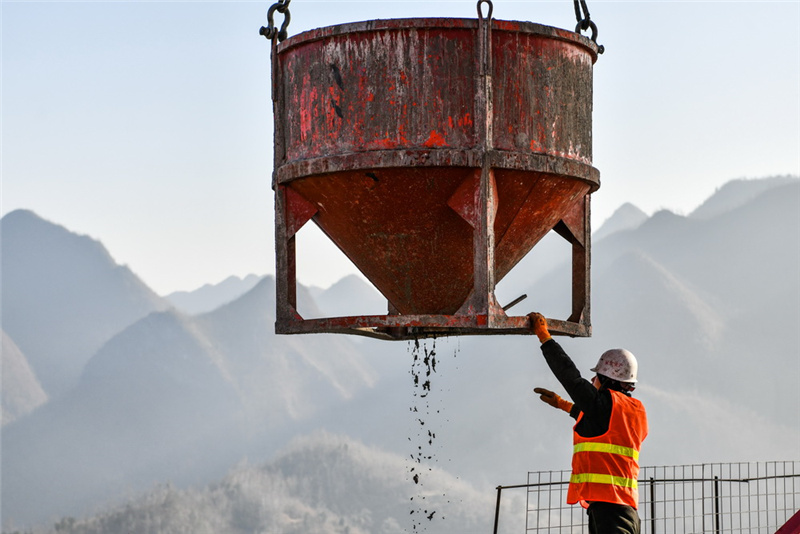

{"left": 2, "top": 0, "right": 798, "bottom": 295}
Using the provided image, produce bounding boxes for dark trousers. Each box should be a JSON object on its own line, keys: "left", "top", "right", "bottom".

{"left": 587, "top": 502, "right": 641, "bottom": 534}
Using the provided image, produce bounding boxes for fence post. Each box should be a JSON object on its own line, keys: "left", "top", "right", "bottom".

{"left": 650, "top": 477, "right": 656, "bottom": 534}
{"left": 714, "top": 476, "right": 721, "bottom": 534}
{"left": 493, "top": 486, "right": 502, "bottom": 534}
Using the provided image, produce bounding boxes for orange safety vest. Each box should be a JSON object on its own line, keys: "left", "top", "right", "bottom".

{"left": 567, "top": 390, "right": 648, "bottom": 509}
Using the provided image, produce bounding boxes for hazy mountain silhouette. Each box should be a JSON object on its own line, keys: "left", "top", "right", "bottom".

{"left": 2, "top": 277, "right": 379, "bottom": 527}
{"left": 165, "top": 274, "right": 263, "bottom": 315}
{"left": 593, "top": 202, "right": 648, "bottom": 241}
{"left": 1, "top": 176, "right": 798, "bottom": 531}
{"left": 0, "top": 210, "right": 168, "bottom": 397}
{"left": 496, "top": 201, "right": 648, "bottom": 306}
{"left": 689, "top": 175, "right": 798, "bottom": 220}
{"left": 304, "top": 274, "right": 387, "bottom": 318}
{"left": 1, "top": 308, "right": 248, "bottom": 525}
{"left": 1, "top": 330, "right": 47, "bottom": 426}
{"left": 194, "top": 277, "right": 378, "bottom": 426}
{"left": 37, "top": 433, "right": 496, "bottom": 534}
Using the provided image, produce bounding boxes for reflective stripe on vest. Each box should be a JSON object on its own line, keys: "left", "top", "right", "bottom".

{"left": 567, "top": 390, "right": 648, "bottom": 508}
{"left": 573, "top": 442, "right": 640, "bottom": 461}
{"left": 570, "top": 472, "right": 639, "bottom": 489}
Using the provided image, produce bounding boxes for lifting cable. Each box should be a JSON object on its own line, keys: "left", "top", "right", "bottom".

{"left": 260, "top": 0, "right": 292, "bottom": 41}
{"left": 260, "top": 0, "right": 603, "bottom": 54}
{"left": 573, "top": 0, "right": 605, "bottom": 53}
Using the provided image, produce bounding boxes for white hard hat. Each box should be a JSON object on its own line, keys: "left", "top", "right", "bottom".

{"left": 591, "top": 348, "right": 638, "bottom": 383}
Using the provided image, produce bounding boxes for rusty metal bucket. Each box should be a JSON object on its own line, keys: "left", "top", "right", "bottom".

{"left": 271, "top": 15, "right": 600, "bottom": 339}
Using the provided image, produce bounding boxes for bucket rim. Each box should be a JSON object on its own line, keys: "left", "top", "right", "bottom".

{"left": 276, "top": 17, "right": 599, "bottom": 60}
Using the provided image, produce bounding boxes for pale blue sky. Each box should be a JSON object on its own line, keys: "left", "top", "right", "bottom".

{"left": 3, "top": 1, "right": 799, "bottom": 294}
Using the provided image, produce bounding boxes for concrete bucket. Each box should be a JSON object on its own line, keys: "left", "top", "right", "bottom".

{"left": 269, "top": 14, "right": 600, "bottom": 339}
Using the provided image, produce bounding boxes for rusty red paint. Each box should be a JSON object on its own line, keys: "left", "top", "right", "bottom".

{"left": 423, "top": 130, "right": 448, "bottom": 148}
{"left": 271, "top": 17, "right": 599, "bottom": 339}
{"left": 284, "top": 186, "right": 318, "bottom": 238}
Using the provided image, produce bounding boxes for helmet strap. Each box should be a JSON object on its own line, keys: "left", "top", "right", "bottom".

{"left": 598, "top": 374, "right": 635, "bottom": 396}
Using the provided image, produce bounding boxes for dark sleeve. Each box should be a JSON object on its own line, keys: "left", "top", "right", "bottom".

{"left": 542, "top": 339, "right": 597, "bottom": 413}
{"left": 542, "top": 339, "right": 611, "bottom": 435}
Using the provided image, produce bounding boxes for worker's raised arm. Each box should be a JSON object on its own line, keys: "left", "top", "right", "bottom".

{"left": 527, "top": 312, "right": 601, "bottom": 415}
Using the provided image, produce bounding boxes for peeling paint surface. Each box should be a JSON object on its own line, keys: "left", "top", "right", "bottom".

{"left": 272, "top": 18, "right": 599, "bottom": 338}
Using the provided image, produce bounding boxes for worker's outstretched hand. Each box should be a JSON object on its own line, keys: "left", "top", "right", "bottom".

{"left": 533, "top": 387, "right": 573, "bottom": 413}
{"left": 527, "top": 312, "right": 552, "bottom": 343}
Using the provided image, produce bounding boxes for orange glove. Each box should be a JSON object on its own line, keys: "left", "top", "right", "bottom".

{"left": 533, "top": 387, "right": 573, "bottom": 413}
{"left": 527, "top": 312, "right": 552, "bottom": 343}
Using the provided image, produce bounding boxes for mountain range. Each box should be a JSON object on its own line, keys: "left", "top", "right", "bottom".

{"left": 1, "top": 176, "right": 798, "bottom": 532}
{"left": 0, "top": 210, "right": 168, "bottom": 399}
{"left": 164, "top": 274, "right": 262, "bottom": 315}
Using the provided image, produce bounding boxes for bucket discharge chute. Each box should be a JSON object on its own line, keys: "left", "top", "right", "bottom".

{"left": 266, "top": 7, "right": 601, "bottom": 340}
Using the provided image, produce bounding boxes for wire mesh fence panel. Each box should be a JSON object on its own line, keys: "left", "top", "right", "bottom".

{"left": 519, "top": 461, "right": 799, "bottom": 534}
{"left": 525, "top": 470, "right": 585, "bottom": 533}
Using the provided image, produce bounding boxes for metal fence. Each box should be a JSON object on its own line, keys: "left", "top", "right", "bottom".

{"left": 493, "top": 461, "right": 800, "bottom": 534}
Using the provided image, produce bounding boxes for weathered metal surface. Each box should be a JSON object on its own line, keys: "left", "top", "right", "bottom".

{"left": 271, "top": 17, "right": 599, "bottom": 339}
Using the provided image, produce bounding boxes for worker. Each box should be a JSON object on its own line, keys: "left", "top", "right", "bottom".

{"left": 527, "top": 312, "right": 648, "bottom": 534}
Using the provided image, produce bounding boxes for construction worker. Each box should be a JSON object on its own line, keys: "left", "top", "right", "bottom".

{"left": 527, "top": 312, "right": 648, "bottom": 534}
